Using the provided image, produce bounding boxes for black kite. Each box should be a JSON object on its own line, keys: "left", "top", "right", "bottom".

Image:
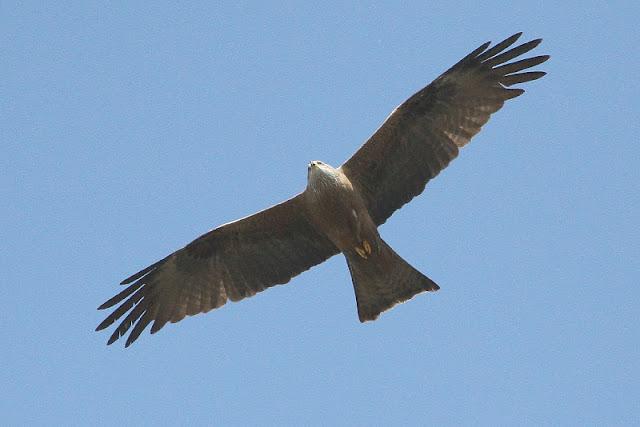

{"left": 97, "top": 33, "right": 548, "bottom": 346}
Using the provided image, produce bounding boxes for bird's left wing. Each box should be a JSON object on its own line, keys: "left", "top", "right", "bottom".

{"left": 97, "top": 193, "right": 338, "bottom": 347}
{"left": 340, "top": 33, "right": 549, "bottom": 225}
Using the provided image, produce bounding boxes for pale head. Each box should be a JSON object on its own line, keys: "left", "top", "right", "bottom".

{"left": 307, "top": 160, "right": 339, "bottom": 189}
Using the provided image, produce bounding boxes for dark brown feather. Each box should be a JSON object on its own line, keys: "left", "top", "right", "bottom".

{"left": 97, "top": 280, "right": 143, "bottom": 310}
{"left": 476, "top": 32, "right": 522, "bottom": 61}
{"left": 341, "top": 33, "right": 548, "bottom": 225}
{"left": 346, "top": 238, "right": 439, "bottom": 322}
{"left": 501, "top": 71, "right": 546, "bottom": 87}
{"left": 98, "top": 194, "right": 338, "bottom": 346}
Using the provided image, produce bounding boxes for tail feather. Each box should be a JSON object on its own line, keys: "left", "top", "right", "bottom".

{"left": 345, "top": 239, "right": 439, "bottom": 322}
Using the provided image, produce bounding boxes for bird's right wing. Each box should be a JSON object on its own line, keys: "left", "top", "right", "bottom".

{"left": 341, "top": 33, "right": 548, "bottom": 225}
{"left": 96, "top": 193, "right": 338, "bottom": 347}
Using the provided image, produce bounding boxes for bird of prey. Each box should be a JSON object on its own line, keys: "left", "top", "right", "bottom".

{"left": 97, "top": 32, "right": 548, "bottom": 347}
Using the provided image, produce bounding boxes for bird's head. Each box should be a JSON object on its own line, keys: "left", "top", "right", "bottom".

{"left": 308, "top": 160, "right": 332, "bottom": 174}
{"left": 308, "top": 160, "right": 323, "bottom": 169}
{"left": 307, "top": 160, "right": 338, "bottom": 187}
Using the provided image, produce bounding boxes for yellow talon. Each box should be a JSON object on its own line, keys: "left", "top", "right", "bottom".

{"left": 363, "top": 240, "right": 372, "bottom": 256}
{"left": 355, "top": 240, "right": 372, "bottom": 259}
{"left": 355, "top": 246, "right": 368, "bottom": 259}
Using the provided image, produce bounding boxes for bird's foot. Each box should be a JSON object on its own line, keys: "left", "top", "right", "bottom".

{"left": 355, "top": 240, "right": 372, "bottom": 259}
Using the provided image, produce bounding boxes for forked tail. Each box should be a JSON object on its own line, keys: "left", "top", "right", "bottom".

{"left": 345, "top": 238, "right": 439, "bottom": 322}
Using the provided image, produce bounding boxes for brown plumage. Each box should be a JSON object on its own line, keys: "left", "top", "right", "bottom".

{"left": 97, "top": 33, "right": 549, "bottom": 346}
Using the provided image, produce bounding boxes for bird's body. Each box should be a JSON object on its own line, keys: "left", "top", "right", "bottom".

{"left": 305, "top": 161, "right": 377, "bottom": 254}
{"left": 97, "top": 33, "right": 549, "bottom": 346}
{"left": 303, "top": 161, "right": 431, "bottom": 321}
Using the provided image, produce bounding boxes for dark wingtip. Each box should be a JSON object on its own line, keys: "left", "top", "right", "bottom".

{"left": 107, "top": 333, "right": 119, "bottom": 346}
{"left": 120, "top": 272, "right": 141, "bottom": 285}
{"left": 503, "top": 32, "right": 524, "bottom": 44}
{"left": 95, "top": 321, "right": 109, "bottom": 332}
{"left": 477, "top": 32, "right": 524, "bottom": 62}
{"left": 508, "top": 32, "right": 523, "bottom": 42}
{"left": 97, "top": 281, "right": 145, "bottom": 315}
{"left": 121, "top": 256, "right": 170, "bottom": 285}
{"left": 124, "top": 333, "right": 141, "bottom": 347}
{"left": 523, "top": 38, "right": 543, "bottom": 51}
{"left": 124, "top": 312, "right": 153, "bottom": 347}
{"left": 501, "top": 71, "right": 547, "bottom": 86}
{"left": 504, "top": 88, "right": 525, "bottom": 99}
{"left": 485, "top": 38, "right": 545, "bottom": 68}
{"left": 477, "top": 40, "right": 492, "bottom": 53}
{"left": 518, "top": 38, "right": 543, "bottom": 52}
{"left": 150, "top": 320, "right": 164, "bottom": 334}
{"left": 124, "top": 333, "right": 139, "bottom": 347}
{"left": 467, "top": 40, "right": 491, "bottom": 59}
{"left": 95, "top": 314, "right": 117, "bottom": 331}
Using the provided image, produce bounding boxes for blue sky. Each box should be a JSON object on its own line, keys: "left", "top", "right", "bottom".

{"left": 3, "top": 2, "right": 639, "bottom": 425}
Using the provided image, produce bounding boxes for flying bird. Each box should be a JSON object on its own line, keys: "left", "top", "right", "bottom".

{"left": 97, "top": 32, "right": 549, "bottom": 346}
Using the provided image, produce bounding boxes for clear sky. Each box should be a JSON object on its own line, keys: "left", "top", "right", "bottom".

{"left": 3, "top": 2, "right": 639, "bottom": 425}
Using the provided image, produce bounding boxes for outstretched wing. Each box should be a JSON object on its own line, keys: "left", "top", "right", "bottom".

{"left": 97, "top": 194, "right": 338, "bottom": 347}
{"left": 341, "top": 33, "right": 549, "bottom": 225}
